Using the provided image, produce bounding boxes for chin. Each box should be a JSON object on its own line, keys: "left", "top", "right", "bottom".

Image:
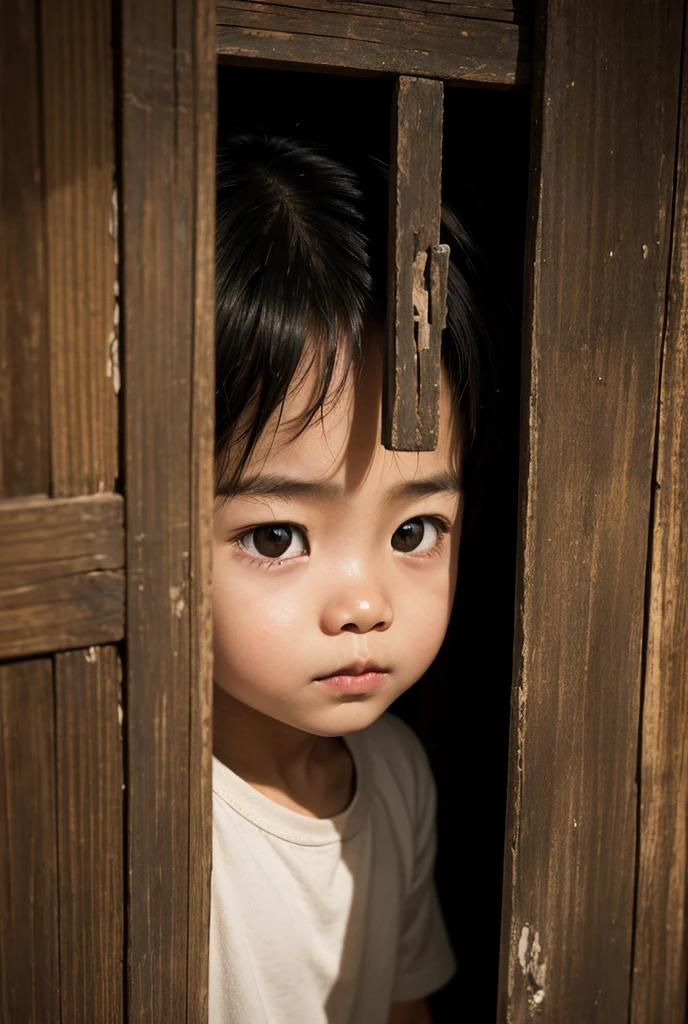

{"left": 303, "top": 693, "right": 397, "bottom": 737}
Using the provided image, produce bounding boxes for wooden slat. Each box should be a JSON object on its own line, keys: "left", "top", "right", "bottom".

{"left": 0, "top": 493, "right": 124, "bottom": 584}
{"left": 0, "top": 569, "right": 124, "bottom": 660}
{"left": 55, "top": 647, "right": 124, "bottom": 1024}
{"left": 0, "top": 0, "right": 50, "bottom": 498}
{"left": 498, "top": 1, "right": 685, "bottom": 1020}
{"left": 40, "top": 0, "right": 119, "bottom": 498}
{"left": 187, "top": 2, "right": 216, "bottom": 1021}
{"left": 631, "top": 19, "right": 688, "bottom": 1022}
{"left": 216, "top": 0, "right": 531, "bottom": 86}
{"left": 0, "top": 659, "right": 59, "bottom": 1024}
{"left": 384, "top": 76, "right": 444, "bottom": 451}
{"left": 0, "top": 493, "right": 125, "bottom": 659}
{"left": 121, "top": 1, "right": 215, "bottom": 1019}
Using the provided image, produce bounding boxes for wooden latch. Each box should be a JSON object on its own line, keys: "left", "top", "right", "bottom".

{"left": 383, "top": 76, "right": 447, "bottom": 451}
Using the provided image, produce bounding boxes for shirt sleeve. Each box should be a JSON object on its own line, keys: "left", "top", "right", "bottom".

{"left": 392, "top": 730, "right": 457, "bottom": 1004}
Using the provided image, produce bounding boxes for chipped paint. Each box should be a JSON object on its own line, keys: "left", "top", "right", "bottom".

{"left": 518, "top": 924, "right": 547, "bottom": 1011}
{"left": 106, "top": 185, "right": 121, "bottom": 394}
{"left": 84, "top": 646, "right": 97, "bottom": 664}
{"left": 169, "top": 584, "right": 186, "bottom": 618}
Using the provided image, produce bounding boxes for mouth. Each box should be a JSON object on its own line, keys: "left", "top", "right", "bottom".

{"left": 313, "top": 662, "right": 389, "bottom": 695}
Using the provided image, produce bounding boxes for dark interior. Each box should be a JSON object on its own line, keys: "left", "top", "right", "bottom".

{"left": 217, "top": 63, "right": 531, "bottom": 1020}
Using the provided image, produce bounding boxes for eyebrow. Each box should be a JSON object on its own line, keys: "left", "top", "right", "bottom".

{"left": 217, "top": 470, "right": 461, "bottom": 501}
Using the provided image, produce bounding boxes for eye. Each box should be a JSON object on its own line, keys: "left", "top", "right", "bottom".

{"left": 391, "top": 516, "right": 440, "bottom": 554}
{"left": 239, "top": 523, "right": 308, "bottom": 561}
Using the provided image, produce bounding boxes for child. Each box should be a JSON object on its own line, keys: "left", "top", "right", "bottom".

{"left": 209, "top": 134, "right": 493, "bottom": 1024}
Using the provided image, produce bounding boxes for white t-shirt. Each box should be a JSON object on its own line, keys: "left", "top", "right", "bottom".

{"left": 209, "top": 711, "right": 456, "bottom": 1024}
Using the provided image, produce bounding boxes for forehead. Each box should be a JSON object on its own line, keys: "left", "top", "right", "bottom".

{"left": 242, "top": 344, "right": 462, "bottom": 492}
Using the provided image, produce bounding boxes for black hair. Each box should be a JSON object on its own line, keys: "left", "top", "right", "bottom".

{"left": 215, "top": 133, "right": 496, "bottom": 493}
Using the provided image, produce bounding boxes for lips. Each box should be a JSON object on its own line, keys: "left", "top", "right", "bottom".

{"left": 314, "top": 661, "right": 387, "bottom": 681}
{"left": 313, "top": 661, "right": 389, "bottom": 695}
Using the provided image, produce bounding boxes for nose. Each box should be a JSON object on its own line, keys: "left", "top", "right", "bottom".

{"left": 320, "top": 567, "right": 393, "bottom": 636}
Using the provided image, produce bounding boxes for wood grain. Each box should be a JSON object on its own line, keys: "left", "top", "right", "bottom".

{"left": 187, "top": 2, "right": 216, "bottom": 1021}
{"left": 216, "top": 0, "right": 531, "bottom": 86}
{"left": 121, "top": 0, "right": 215, "bottom": 1019}
{"left": 0, "top": 569, "right": 125, "bottom": 660}
{"left": 0, "top": 0, "right": 50, "bottom": 498}
{"left": 498, "top": 1, "right": 685, "bottom": 1020}
{"left": 0, "top": 493, "right": 125, "bottom": 658}
{"left": 56, "top": 646, "right": 124, "bottom": 1024}
{"left": 0, "top": 493, "right": 124, "bottom": 585}
{"left": 0, "top": 659, "right": 59, "bottom": 1024}
{"left": 383, "top": 76, "right": 444, "bottom": 450}
{"left": 41, "top": 0, "right": 119, "bottom": 497}
{"left": 630, "top": 19, "right": 688, "bottom": 1022}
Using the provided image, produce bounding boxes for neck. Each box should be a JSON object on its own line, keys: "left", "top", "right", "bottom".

{"left": 213, "top": 683, "right": 330, "bottom": 785}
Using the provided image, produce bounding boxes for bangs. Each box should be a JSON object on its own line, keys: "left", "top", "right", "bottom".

{"left": 215, "top": 135, "right": 374, "bottom": 489}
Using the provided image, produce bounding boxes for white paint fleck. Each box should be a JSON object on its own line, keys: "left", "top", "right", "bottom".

{"left": 169, "top": 585, "right": 185, "bottom": 618}
{"left": 573, "top": 819, "right": 578, "bottom": 828}
{"left": 642, "top": 244, "right": 649, "bottom": 259}
{"left": 84, "top": 646, "right": 97, "bottom": 664}
{"left": 107, "top": 185, "right": 121, "bottom": 394}
{"left": 517, "top": 924, "right": 547, "bottom": 1010}
{"left": 609, "top": 250, "right": 614, "bottom": 257}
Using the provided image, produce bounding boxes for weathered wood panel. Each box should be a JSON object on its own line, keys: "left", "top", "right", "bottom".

{"left": 216, "top": 0, "right": 531, "bottom": 85}
{"left": 121, "top": 0, "right": 215, "bottom": 1019}
{"left": 0, "top": 0, "right": 50, "bottom": 498}
{"left": 0, "top": 493, "right": 124, "bottom": 585}
{"left": 384, "top": 76, "right": 444, "bottom": 450}
{"left": 41, "top": 0, "right": 119, "bottom": 497}
{"left": 630, "top": 19, "right": 688, "bottom": 1022}
{"left": 0, "top": 659, "right": 59, "bottom": 1024}
{"left": 498, "top": 1, "right": 684, "bottom": 1020}
{"left": 56, "top": 646, "right": 124, "bottom": 1024}
{"left": 187, "top": 2, "right": 216, "bottom": 1021}
{"left": 0, "top": 493, "right": 125, "bottom": 659}
{"left": 0, "top": 569, "right": 125, "bottom": 660}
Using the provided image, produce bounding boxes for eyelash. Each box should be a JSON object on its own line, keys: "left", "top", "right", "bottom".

{"left": 230, "top": 515, "right": 451, "bottom": 568}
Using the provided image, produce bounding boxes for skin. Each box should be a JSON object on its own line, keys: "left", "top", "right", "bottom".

{"left": 213, "top": 340, "right": 462, "bottom": 1022}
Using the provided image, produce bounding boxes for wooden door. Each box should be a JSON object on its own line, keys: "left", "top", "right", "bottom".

{"left": 2, "top": 1, "right": 688, "bottom": 1022}
{"left": 1, "top": 2, "right": 215, "bottom": 1022}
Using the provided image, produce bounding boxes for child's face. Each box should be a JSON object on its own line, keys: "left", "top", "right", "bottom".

{"left": 212, "top": 342, "right": 463, "bottom": 737}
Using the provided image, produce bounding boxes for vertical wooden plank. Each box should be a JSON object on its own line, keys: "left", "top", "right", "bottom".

{"left": 55, "top": 646, "right": 124, "bottom": 1024}
{"left": 498, "top": 1, "right": 684, "bottom": 1021}
{"left": 0, "top": 659, "right": 59, "bottom": 1024}
{"left": 384, "top": 76, "right": 444, "bottom": 452}
{"left": 0, "top": 0, "right": 50, "bottom": 497}
{"left": 41, "top": 0, "right": 119, "bottom": 497}
{"left": 631, "top": 14, "right": 688, "bottom": 1021}
{"left": 187, "top": 3, "right": 216, "bottom": 1023}
{"left": 121, "top": 0, "right": 215, "bottom": 1019}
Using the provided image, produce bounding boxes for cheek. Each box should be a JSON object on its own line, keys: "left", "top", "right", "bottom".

{"left": 393, "top": 562, "right": 457, "bottom": 677}
{"left": 212, "top": 559, "right": 309, "bottom": 693}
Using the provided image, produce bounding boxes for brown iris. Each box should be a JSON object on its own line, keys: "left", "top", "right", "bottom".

{"left": 252, "top": 524, "right": 294, "bottom": 558}
{"left": 391, "top": 518, "right": 425, "bottom": 553}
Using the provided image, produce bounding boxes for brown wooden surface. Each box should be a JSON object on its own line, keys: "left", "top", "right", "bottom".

{"left": 121, "top": 0, "right": 215, "bottom": 1019}
{"left": 0, "top": 493, "right": 124, "bottom": 585}
{"left": 187, "top": 2, "right": 217, "bottom": 1021}
{"left": 216, "top": 0, "right": 531, "bottom": 86}
{"left": 56, "top": 646, "right": 124, "bottom": 1024}
{"left": 0, "top": 493, "right": 125, "bottom": 659}
{"left": 498, "top": 1, "right": 685, "bottom": 1020}
{"left": 41, "top": 0, "right": 119, "bottom": 497}
{"left": 384, "top": 77, "right": 444, "bottom": 450}
{"left": 630, "top": 17, "right": 688, "bottom": 1021}
{"left": 0, "top": 568, "right": 125, "bottom": 660}
{"left": 0, "top": 0, "right": 50, "bottom": 498}
{"left": 0, "top": 659, "right": 59, "bottom": 1024}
